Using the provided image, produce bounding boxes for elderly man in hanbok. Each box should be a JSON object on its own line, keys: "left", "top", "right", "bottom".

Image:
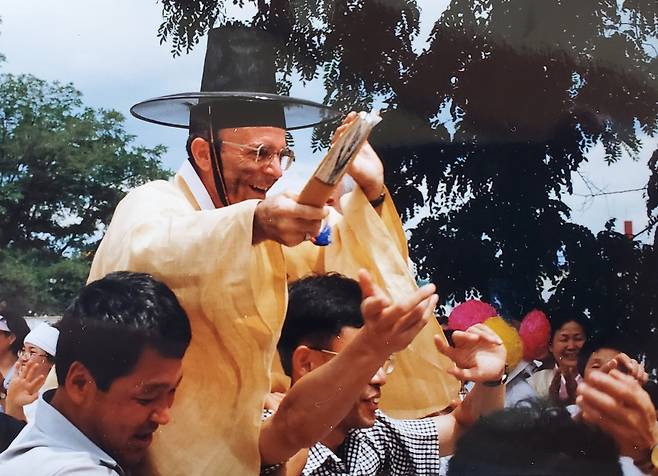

{"left": 88, "top": 26, "right": 459, "bottom": 475}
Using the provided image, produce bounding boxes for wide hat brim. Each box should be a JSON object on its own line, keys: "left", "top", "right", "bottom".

{"left": 130, "top": 91, "right": 340, "bottom": 131}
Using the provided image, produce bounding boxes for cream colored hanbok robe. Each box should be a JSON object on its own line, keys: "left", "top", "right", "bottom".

{"left": 88, "top": 161, "right": 459, "bottom": 476}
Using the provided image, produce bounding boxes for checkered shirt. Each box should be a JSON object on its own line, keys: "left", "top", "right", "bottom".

{"left": 261, "top": 409, "right": 442, "bottom": 475}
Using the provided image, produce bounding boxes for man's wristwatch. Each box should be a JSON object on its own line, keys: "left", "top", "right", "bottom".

{"left": 483, "top": 369, "right": 508, "bottom": 387}
{"left": 368, "top": 190, "right": 386, "bottom": 208}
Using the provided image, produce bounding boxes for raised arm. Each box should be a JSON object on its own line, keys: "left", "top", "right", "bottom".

{"left": 259, "top": 269, "right": 438, "bottom": 467}
{"left": 433, "top": 324, "right": 507, "bottom": 456}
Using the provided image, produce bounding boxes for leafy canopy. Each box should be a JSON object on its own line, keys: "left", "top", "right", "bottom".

{"left": 0, "top": 73, "right": 170, "bottom": 255}
{"left": 155, "top": 0, "right": 658, "bottom": 363}
{"left": 0, "top": 73, "right": 171, "bottom": 315}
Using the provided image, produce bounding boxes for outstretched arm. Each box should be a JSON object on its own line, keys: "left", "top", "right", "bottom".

{"left": 433, "top": 324, "right": 507, "bottom": 456}
{"left": 259, "top": 269, "right": 438, "bottom": 467}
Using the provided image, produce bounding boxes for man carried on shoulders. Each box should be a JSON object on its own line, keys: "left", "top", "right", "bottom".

{"left": 90, "top": 24, "right": 458, "bottom": 475}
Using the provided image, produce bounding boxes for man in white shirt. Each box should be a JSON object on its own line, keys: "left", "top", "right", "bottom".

{"left": 0, "top": 271, "right": 191, "bottom": 475}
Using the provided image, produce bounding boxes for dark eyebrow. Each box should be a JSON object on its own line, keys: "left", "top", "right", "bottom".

{"left": 139, "top": 375, "right": 183, "bottom": 394}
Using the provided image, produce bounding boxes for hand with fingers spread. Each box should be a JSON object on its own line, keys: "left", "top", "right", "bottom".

{"left": 333, "top": 111, "right": 384, "bottom": 202}
{"left": 577, "top": 369, "right": 658, "bottom": 467}
{"left": 358, "top": 269, "right": 438, "bottom": 356}
{"left": 253, "top": 192, "right": 329, "bottom": 246}
{"left": 600, "top": 352, "right": 649, "bottom": 385}
{"left": 434, "top": 324, "right": 506, "bottom": 383}
{"left": 432, "top": 324, "right": 507, "bottom": 456}
{"left": 5, "top": 359, "right": 47, "bottom": 421}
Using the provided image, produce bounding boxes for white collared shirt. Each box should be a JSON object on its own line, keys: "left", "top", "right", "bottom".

{"left": 0, "top": 390, "right": 124, "bottom": 475}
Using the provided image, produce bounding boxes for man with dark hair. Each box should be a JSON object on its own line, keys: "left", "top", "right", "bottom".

{"left": 0, "top": 271, "right": 191, "bottom": 475}
{"left": 447, "top": 402, "right": 623, "bottom": 476}
{"left": 577, "top": 334, "right": 648, "bottom": 384}
{"left": 260, "top": 272, "right": 507, "bottom": 475}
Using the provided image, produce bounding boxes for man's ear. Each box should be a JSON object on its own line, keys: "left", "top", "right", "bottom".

{"left": 64, "top": 361, "right": 97, "bottom": 405}
{"left": 190, "top": 137, "right": 212, "bottom": 172}
{"left": 291, "top": 346, "right": 318, "bottom": 379}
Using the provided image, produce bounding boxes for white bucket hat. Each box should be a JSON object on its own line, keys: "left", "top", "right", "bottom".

{"left": 24, "top": 323, "right": 59, "bottom": 357}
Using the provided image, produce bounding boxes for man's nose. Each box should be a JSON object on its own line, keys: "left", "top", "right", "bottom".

{"left": 370, "top": 366, "right": 388, "bottom": 386}
{"left": 151, "top": 405, "right": 172, "bottom": 426}
{"left": 265, "top": 156, "right": 283, "bottom": 179}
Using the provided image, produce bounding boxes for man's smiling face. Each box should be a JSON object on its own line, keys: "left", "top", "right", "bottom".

{"left": 218, "top": 126, "right": 286, "bottom": 204}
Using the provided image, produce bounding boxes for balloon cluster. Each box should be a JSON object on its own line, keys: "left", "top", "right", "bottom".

{"left": 448, "top": 300, "right": 550, "bottom": 368}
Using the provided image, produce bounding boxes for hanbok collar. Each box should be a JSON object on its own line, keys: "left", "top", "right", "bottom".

{"left": 178, "top": 160, "right": 215, "bottom": 211}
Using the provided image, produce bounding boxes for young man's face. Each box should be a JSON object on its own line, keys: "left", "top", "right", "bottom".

{"left": 328, "top": 327, "right": 388, "bottom": 431}
{"left": 18, "top": 342, "right": 53, "bottom": 378}
{"left": 83, "top": 346, "right": 183, "bottom": 468}
{"left": 583, "top": 347, "right": 620, "bottom": 378}
{"left": 218, "top": 126, "right": 287, "bottom": 204}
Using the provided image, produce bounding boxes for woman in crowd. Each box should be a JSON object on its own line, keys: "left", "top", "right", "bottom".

{"left": 0, "top": 314, "right": 30, "bottom": 412}
{"left": 528, "top": 313, "right": 588, "bottom": 405}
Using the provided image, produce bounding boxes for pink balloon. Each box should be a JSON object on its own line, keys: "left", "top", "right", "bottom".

{"left": 448, "top": 300, "right": 497, "bottom": 331}
{"left": 519, "top": 309, "right": 551, "bottom": 361}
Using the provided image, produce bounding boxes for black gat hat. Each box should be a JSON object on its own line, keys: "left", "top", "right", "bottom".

{"left": 130, "top": 25, "right": 339, "bottom": 130}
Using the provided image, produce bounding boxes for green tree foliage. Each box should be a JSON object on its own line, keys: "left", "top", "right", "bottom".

{"left": 158, "top": 0, "right": 657, "bottom": 364}
{"left": 0, "top": 74, "right": 170, "bottom": 254}
{"left": 0, "top": 73, "right": 171, "bottom": 314}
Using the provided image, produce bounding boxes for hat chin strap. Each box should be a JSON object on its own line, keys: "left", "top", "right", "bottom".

{"left": 208, "top": 107, "right": 230, "bottom": 208}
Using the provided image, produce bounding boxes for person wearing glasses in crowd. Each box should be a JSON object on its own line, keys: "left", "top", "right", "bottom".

{"left": 5, "top": 322, "right": 59, "bottom": 423}
{"left": 88, "top": 25, "right": 458, "bottom": 475}
{"left": 260, "top": 272, "right": 507, "bottom": 475}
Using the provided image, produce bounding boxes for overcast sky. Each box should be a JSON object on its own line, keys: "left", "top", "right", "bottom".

{"left": 1, "top": 0, "right": 655, "bottom": 242}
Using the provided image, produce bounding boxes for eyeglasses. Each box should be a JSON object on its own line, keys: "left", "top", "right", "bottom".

{"left": 220, "top": 140, "right": 295, "bottom": 171}
{"left": 310, "top": 348, "right": 396, "bottom": 375}
{"left": 18, "top": 347, "right": 48, "bottom": 360}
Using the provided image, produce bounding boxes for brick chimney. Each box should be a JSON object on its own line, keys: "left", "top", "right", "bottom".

{"left": 624, "top": 220, "right": 633, "bottom": 239}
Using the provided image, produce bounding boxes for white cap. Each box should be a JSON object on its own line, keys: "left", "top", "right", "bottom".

{"left": 0, "top": 315, "right": 9, "bottom": 333}
{"left": 24, "top": 323, "right": 59, "bottom": 357}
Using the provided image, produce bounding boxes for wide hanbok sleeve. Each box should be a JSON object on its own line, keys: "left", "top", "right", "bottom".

{"left": 89, "top": 178, "right": 288, "bottom": 476}
{"left": 283, "top": 186, "right": 461, "bottom": 419}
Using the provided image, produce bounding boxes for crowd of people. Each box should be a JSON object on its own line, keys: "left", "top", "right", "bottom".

{"left": 0, "top": 24, "right": 657, "bottom": 476}
{"left": 1, "top": 271, "right": 656, "bottom": 475}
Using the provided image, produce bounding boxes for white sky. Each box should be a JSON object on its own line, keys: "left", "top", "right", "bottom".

{"left": 0, "top": 0, "right": 655, "bottom": 241}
